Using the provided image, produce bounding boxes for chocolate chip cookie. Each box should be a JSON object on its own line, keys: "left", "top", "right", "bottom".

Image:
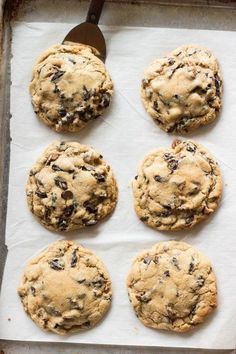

{"left": 18, "top": 240, "right": 112, "bottom": 335}
{"left": 26, "top": 141, "right": 118, "bottom": 232}
{"left": 30, "top": 44, "right": 113, "bottom": 132}
{"left": 141, "top": 44, "right": 222, "bottom": 134}
{"left": 127, "top": 241, "right": 217, "bottom": 332}
{"left": 133, "top": 140, "right": 222, "bottom": 231}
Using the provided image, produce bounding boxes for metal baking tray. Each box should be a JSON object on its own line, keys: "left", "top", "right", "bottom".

{"left": 1, "top": 1, "right": 236, "bottom": 353}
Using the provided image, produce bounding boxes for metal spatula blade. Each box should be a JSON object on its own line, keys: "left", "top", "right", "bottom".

{"left": 63, "top": 0, "right": 106, "bottom": 62}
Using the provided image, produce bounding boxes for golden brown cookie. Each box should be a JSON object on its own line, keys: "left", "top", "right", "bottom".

{"left": 141, "top": 44, "right": 222, "bottom": 134}
{"left": 30, "top": 44, "right": 113, "bottom": 132}
{"left": 132, "top": 140, "right": 222, "bottom": 231}
{"left": 127, "top": 241, "right": 217, "bottom": 332}
{"left": 26, "top": 141, "right": 118, "bottom": 232}
{"left": 18, "top": 240, "right": 112, "bottom": 335}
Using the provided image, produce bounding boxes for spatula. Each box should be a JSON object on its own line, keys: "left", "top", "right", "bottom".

{"left": 63, "top": 0, "right": 106, "bottom": 62}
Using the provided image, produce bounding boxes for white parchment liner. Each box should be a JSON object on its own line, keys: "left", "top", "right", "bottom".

{"left": 0, "top": 22, "right": 235, "bottom": 349}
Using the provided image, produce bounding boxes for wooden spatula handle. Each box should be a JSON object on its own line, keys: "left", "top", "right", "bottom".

{"left": 86, "top": 0, "right": 105, "bottom": 25}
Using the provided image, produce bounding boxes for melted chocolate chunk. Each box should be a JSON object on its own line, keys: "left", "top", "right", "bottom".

{"left": 59, "top": 108, "right": 67, "bottom": 117}
{"left": 167, "top": 159, "right": 178, "bottom": 171}
{"left": 63, "top": 204, "right": 74, "bottom": 217}
{"left": 55, "top": 177, "right": 68, "bottom": 190}
{"left": 154, "top": 175, "right": 165, "bottom": 183}
{"left": 94, "top": 173, "right": 106, "bottom": 183}
{"left": 51, "top": 70, "right": 65, "bottom": 82}
{"left": 71, "top": 249, "right": 78, "bottom": 268}
{"left": 57, "top": 218, "right": 68, "bottom": 230}
{"left": 186, "top": 215, "right": 194, "bottom": 224}
{"left": 35, "top": 190, "right": 47, "bottom": 198}
{"left": 61, "top": 190, "right": 73, "bottom": 200}
{"left": 52, "top": 164, "right": 63, "bottom": 172}
{"left": 102, "top": 93, "right": 111, "bottom": 108}
{"left": 85, "top": 204, "right": 97, "bottom": 213}
{"left": 143, "top": 256, "right": 152, "bottom": 265}
{"left": 30, "top": 286, "right": 36, "bottom": 296}
{"left": 48, "top": 259, "right": 64, "bottom": 270}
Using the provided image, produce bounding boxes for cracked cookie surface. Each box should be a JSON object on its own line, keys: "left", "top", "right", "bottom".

{"left": 18, "top": 240, "right": 112, "bottom": 335}
{"left": 30, "top": 44, "right": 113, "bottom": 132}
{"left": 127, "top": 241, "right": 217, "bottom": 332}
{"left": 26, "top": 141, "right": 118, "bottom": 232}
{"left": 132, "top": 140, "right": 222, "bottom": 231}
{"left": 141, "top": 44, "right": 222, "bottom": 134}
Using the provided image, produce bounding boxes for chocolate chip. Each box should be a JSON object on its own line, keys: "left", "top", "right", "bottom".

{"left": 81, "top": 165, "right": 90, "bottom": 171}
{"left": 85, "top": 204, "right": 97, "bottom": 213}
{"left": 189, "top": 261, "right": 195, "bottom": 274}
{"left": 53, "top": 85, "right": 60, "bottom": 93}
{"left": 65, "top": 114, "right": 75, "bottom": 123}
{"left": 55, "top": 177, "right": 68, "bottom": 190}
{"left": 82, "top": 85, "right": 91, "bottom": 100}
{"left": 166, "top": 125, "right": 176, "bottom": 133}
{"left": 168, "top": 58, "right": 175, "bottom": 65}
{"left": 82, "top": 321, "right": 91, "bottom": 327}
{"left": 52, "top": 164, "right": 63, "bottom": 172}
{"left": 44, "top": 207, "right": 51, "bottom": 221}
{"left": 134, "top": 175, "right": 138, "bottom": 180}
{"left": 30, "top": 286, "right": 36, "bottom": 296}
{"left": 35, "top": 190, "right": 47, "bottom": 198}
{"left": 186, "top": 215, "right": 194, "bottom": 224}
{"left": 189, "top": 304, "right": 197, "bottom": 319}
{"left": 164, "top": 270, "right": 170, "bottom": 277}
{"left": 140, "top": 216, "right": 148, "bottom": 222}
{"left": 186, "top": 143, "right": 196, "bottom": 153}
{"left": 57, "top": 218, "right": 68, "bottom": 230}
{"left": 142, "top": 79, "right": 148, "bottom": 88}
{"left": 94, "top": 173, "right": 105, "bottom": 183}
{"left": 48, "top": 259, "right": 64, "bottom": 270}
{"left": 78, "top": 110, "right": 88, "bottom": 122}
{"left": 92, "top": 279, "right": 103, "bottom": 288}
{"left": 61, "top": 190, "right": 73, "bottom": 200}
{"left": 167, "top": 159, "right": 178, "bottom": 171}
{"left": 59, "top": 108, "right": 67, "bottom": 117}
{"left": 151, "top": 256, "right": 158, "bottom": 264}
{"left": 63, "top": 205, "right": 74, "bottom": 217}
{"left": 143, "top": 256, "right": 152, "bottom": 265}
{"left": 191, "top": 86, "right": 207, "bottom": 95}
{"left": 160, "top": 210, "right": 172, "bottom": 217}
{"left": 153, "top": 100, "right": 160, "bottom": 112}
{"left": 46, "top": 306, "right": 61, "bottom": 316}
{"left": 29, "top": 169, "right": 36, "bottom": 176}
{"left": 172, "top": 257, "right": 180, "bottom": 270}
{"left": 71, "top": 249, "right": 78, "bottom": 268}
{"left": 170, "top": 62, "right": 184, "bottom": 77}
{"left": 163, "top": 153, "right": 172, "bottom": 161}
{"left": 214, "top": 74, "right": 221, "bottom": 96}
{"left": 154, "top": 175, "right": 165, "bottom": 183}
{"left": 102, "top": 93, "right": 110, "bottom": 108}
{"left": 51, "top": 70, "right": 65, "bottom": 82}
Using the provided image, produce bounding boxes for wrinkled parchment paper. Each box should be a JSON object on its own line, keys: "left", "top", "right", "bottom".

{"left": 0, "top": 22, "right": 236, "bottom": 349}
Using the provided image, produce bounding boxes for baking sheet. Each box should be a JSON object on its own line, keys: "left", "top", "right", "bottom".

{"left": 0, "top": 21, "right": 236, "bottom": 349}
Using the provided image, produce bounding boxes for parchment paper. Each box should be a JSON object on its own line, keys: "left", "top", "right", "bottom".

{"left": 0, "top": 21, "right": 236, "bottom": 349}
